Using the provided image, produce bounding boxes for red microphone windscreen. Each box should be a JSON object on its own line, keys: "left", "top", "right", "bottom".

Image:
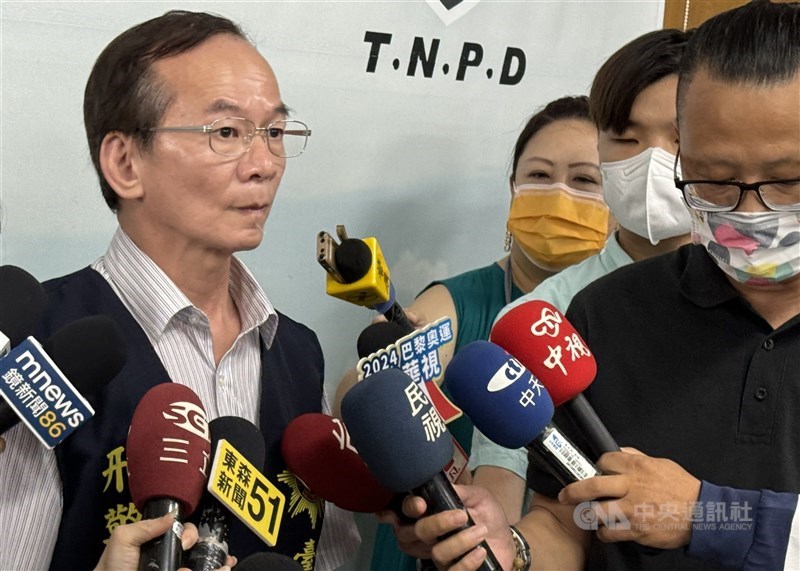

{"left": 126, "top": 383, "right": 211, "bottom": 515}
{"left": 490, "top": 300, "right": 597, "bottom": 406}
{"left": 281, "top": 413, "right": 394, "bottom": 512}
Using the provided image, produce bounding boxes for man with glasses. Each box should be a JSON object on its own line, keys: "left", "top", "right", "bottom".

{"left": 392, "top": 2, "right": 800, "bottom": 569}
{"left": 0, "top": 10, "right": 344, "bottom": 571}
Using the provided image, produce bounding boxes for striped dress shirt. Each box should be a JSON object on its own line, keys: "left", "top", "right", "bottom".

{"left": 0, "top": 227, "right": 358, "bottom": 570}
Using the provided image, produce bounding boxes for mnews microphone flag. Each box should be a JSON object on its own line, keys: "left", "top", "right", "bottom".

{"left": 0, "top": 315, "right": 127, "bottom": 446}
{"left": 491, "top": 299, "right": 620, "bottom": 457}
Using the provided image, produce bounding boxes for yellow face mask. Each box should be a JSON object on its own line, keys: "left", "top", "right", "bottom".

{"left": 507, "top": 183, "right": 609, "bottom": 271}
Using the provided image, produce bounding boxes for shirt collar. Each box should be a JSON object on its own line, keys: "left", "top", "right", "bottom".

{"left": 99, "top": 227, "right": 278, "bottom": 347}
{"left": 678, "top": 244, "right": 741, "bottom": 308}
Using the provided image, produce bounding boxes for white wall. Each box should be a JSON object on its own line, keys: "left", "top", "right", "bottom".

{"left": 0, "top": 1, "right": 662, "bottom": 566}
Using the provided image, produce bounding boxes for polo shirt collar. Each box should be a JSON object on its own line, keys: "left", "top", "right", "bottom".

{"left": 679, "top": 244, "right": 741, "bottom": 308}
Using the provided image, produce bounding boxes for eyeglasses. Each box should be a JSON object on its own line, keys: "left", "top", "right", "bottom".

{"left": 149, "top": 117, "right": 311, "bottom": 158}
{"left": 673, "top": 152, "right": 800, "bottom": 212}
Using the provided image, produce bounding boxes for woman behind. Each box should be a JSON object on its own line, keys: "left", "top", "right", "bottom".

{"left": 470, "top": 28, "right": 692, "bottom": 527}
{"left": 363, "top": 95, "right": 610, "bottom": 571}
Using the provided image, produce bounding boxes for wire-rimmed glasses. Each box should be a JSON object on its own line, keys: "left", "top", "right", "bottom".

{"left": 149, "top": 117, "right": 311, "bottom": 158}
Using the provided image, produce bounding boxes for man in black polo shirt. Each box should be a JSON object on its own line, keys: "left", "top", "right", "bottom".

{"left": 392, "top": 2, "right": 800, "bottom": 569}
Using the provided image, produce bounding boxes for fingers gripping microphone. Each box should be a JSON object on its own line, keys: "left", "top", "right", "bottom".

{"left": 127, "top": 383, "right": 211, "bottom": 571}
{"left": 329, "top": 238, "right": 413, "bottom": 333}
{"left": 0, "top": 265, "right": 47, "bottom": 356}
{"left": 188, "top": 417, "right": 265, "bottom": 571}
{"left": 446, "top": 341, "right": 601, "bottom": 486}
{"left": 282, "top": 413, "right": 395, "bottom": 512}
{"left": 491, "top": 300, "right": 620, "bottom": 457}
{"left": 0, "top": 314, "right": 127, "bottom": 438}
{"left": 341, "top": 369, "right": 502, "bottom": 571}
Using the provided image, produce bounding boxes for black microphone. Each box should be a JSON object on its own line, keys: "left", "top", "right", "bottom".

{"left": 335, "top": 238, "right": 414, "bottom": 333}
{"left": 341, "top": 368, "right": 502, "bottom": 571}
{"left": 187, "top": 417, "right": 265, "bottom": 571}
{"left": 0, "top": 315, "right": 127, "bottom": 436}
{"left": 0, "top": 264, "right": 47, "bottom": 355}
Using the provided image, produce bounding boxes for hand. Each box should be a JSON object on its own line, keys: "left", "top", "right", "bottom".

{"left": 381, "top": 484, "right": 516, "bottom": 570}
{"left": 558, "top": 447, "right": 701, "bottom": 549}
{"left": 93, "top": 514, "right": 237, "bottom": 571}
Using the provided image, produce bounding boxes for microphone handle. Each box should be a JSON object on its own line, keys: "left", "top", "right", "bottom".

{"left": 139, "top": 499, "right": 183, "bottom": 571}
{"left": 563, "top": 394, "right": 620, "bottom": 457}
{"left": 187, "top": 502, "right": 230, "bottom": 571}
{"left": 527, "top": 423, "right": 601, "bottom": 487}
{"left": 413, "top": 472, "right": 502, "bottom": 571}
{"left": 382, "top": 301, "right": 414, "bottom": 334}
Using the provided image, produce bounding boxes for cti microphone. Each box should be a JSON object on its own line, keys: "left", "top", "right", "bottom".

{"left": 0, "top": 314, "right": 127, "bottom": 439}
{"left": 187, "top": 417, "right": 265, "bottom": 571}
{"left": 127, "top": 383, "right": 211, "bottom": 571}
{"left": 491, "top": 300, "right": 620, "bottom": 458}
{"left": 341, "top": 368, "right": 502, "bottom": 571}
{"left": 234, "top": 552, "right": 302, "bottom": 571}
{"left": 281, "top": 412, "right": 395, "bottom": 513}
{"left": 329, "top": 238, "right": 413, "bottom": 333}
{"left": 445, "top": 340, "right": 601, "bottom": 486}
{"left": 0, "top": 265, "right": 47, "bottom": 356}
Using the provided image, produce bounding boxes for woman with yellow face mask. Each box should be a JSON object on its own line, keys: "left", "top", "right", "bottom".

{"left": 360, "top": 96, "right": 610, "bottom": 571}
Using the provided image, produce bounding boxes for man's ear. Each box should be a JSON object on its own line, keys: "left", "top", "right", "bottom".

{"left": 99, "top": 132, "right": 145, "bottom": 201}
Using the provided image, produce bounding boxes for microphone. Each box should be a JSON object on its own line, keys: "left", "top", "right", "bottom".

{"left": 0, "top": 265, "right": 47, "bottom": 356}
{"left": 327, "top": 238, "right": 413, "bottom": 333}
{"left": 491, "top": 300, "right": 620, "bottom": 457}
{"left": 0, "top": 314, "right": 127, "bottom": 440}
{"left": 356, "top": 321, "right": 409, "bottom": 360}
{"left": 445, "top": 340, "right": 601, "bottom": 486}
{"left": 235, "top": 552, "right": 302, "bottom": 571}
{"left": 126, "top": 383, "right": 211, "bottom": 571}
{"left": 281, "top": 412, "right": 394, "bottom": 513}
{"left": 187, "top": 417, "right": 265, "bottom": 571}
{"left": 341, "top": 368, "right": 501, "bottom": 571}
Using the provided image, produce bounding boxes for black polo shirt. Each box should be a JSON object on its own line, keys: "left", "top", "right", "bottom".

{"left": 527, "top": 244, "right": 800, "bottom": 571}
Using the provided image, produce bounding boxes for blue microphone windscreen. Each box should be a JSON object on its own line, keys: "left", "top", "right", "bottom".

{"left": 340, "top": 368, "right": 453, "bottom": 492}
{"left": 445, "top": 340, "right": 555, "bottom": 449}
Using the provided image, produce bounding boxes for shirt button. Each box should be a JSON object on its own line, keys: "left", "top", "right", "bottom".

{"left": 763, "top": 339, "right": 775, "bottom": 350}
{"left": 755, "top": 387, "right": 768, "bottom": 401}
{"left": 217, "top": 374, "right": 226, "bottom": 385}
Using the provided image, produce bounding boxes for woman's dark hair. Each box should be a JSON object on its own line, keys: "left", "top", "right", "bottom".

{"left": 590, "top": 28, "right": 691, "bottom": 135}
{"left": 678, "top": 0, "right": 800, "bottom": 118}
{"left": 83, "top": 10, "right": 249, "bottom": 210}
{"left": 511, "top": 95, "right": 591, "bottom": 179}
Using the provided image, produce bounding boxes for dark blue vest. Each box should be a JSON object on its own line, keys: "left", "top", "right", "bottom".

{"left": 38, "top": 267, "right": 325, "bottom": 570}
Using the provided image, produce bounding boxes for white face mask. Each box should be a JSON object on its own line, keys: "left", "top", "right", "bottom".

{"left": 601, "top": 147, "right": 691, "bottom": 245}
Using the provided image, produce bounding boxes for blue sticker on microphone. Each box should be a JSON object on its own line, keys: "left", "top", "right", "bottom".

{"left": 0, "top": 337, "right": 95, "bottom": 448}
